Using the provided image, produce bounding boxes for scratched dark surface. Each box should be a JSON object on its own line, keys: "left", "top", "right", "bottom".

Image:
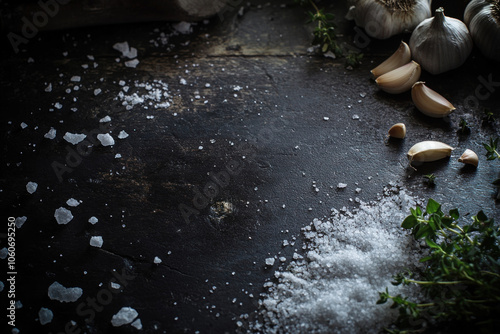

{"left": 0, "top": 0, "right": 499, "bottom": 333}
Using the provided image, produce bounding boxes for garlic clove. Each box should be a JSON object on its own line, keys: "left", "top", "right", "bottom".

{"left": 458, "top": 149, "right": 478, "bottom": 167}
{"left": 411, "top": 81, "right": 455, "bottom": 118}
{"left": 407, "top": 141, "right": 454, "bottom": 163}
{"left": 410, "top": 7, "right": 473, "bottom": 75}
{"left": 375, "top": 61, "right": 421, "bottom": 94}
{"left": 371, "top": 41, "right": 412, "bottom": 78}
{"left": 388, "top": 123, "right": 406, "bottom": 139}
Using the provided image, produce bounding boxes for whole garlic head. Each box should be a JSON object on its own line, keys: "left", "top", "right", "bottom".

{"left": 410, "top": 7, "right": 473, "bottom": 74}
{"left": 346, "top": 0, "right": 432, "bottom": 39}
{"left": 464, "top": 0, "right": 500, "bottom": 61}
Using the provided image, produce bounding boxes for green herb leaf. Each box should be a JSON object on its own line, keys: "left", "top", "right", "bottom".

{"left": 426, "top": 198, "right": 441, "bottom": 214}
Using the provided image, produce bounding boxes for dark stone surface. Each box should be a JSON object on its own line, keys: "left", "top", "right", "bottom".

{"left": 0, "top": 0, "right": 498, "bottom": 333}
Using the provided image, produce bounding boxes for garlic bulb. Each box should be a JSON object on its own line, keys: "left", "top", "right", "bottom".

{"left": 464, "top": 0, "right": 500, "bottom": 61}
{"left": 407, "top": 140, "right": 453, "bottom": 163}
{"left": 410, "top": 7, "right": 473, "bottom": 74}
{"left": 346, "top": 0, "right": 432, "bottom": 39}
{"left": 371, "top": 41, "right": 411, "bottom": 78}
{"left": 375, "top": 61, "right": 421, "bottom": 94}
{"left": 458, "top": 149, "right": 479, "bottom": 167}
{"left": 411, "top": 81, "right": 455, "bottom": 118}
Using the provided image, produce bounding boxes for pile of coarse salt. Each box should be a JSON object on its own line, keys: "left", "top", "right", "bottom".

{"left": 116, "top": 80, "right": 172, "bottom": 110}
{"left": 244, "top": 185, "right": 425, "bottom": 334}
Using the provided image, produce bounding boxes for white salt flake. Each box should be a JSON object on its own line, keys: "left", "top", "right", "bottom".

{"left": 173, "top": 21, "right": 192, "bottom": 34}
{"left": 44, "top": 128, "right": 56, "bottom": 139}
{"left": 90, "top": 236, "right": 103, "bottom": 248}
{"left": 99, "top": 116, "right": 111, "bottom": 123}
{"left": 20, "top": 122, "right": 28, "bottom": 129}
{"left": 88, "top": 216, "right": 98, "bottom": 225}
{"left": 115, "top": 154, "right": 122, "bottom": 159}
{"left": 94, "top": 88, "right": 102, "bottom": 96}
{"left": 66, "top": 198, "right": 80, "bottom": 207}
{"left": 26, "top": 181, "right": 38, "bottom": 194}
{"left": 39, "top": 307, "right": 53, "bottom": 325}
{"left": 63, "top": 132, "right": 86, "bottom": 145}
{"left": 324, "top": 51, "right": 336, "bottom": 59}
{"left": 70, "top": 76, "right": 81, "bottom": 82}
{"left": 54, "top": 207, "right": 73, "bottom": 225}
{"left": 111, "top": 282, "right": 121, "bottom": 289}
{"left": 45, "top": 83, "right": 52, "bottom": 92}
{"left": 154, "top": 256, "right": 162, "bottom": 264}
{"left": 15, "top": 216, "right": 27, "bottom": 228}
{"left": 111, "top": 307, "right": 138, "bottom": 326}
{"left": 352, "top": 114, "right": 360, "bottom": 120}
{"left": 97, "top": 133, "right": 115, "bottom": 146}
{"left": 337, "top": 183, "right": 347, "bottom": 189}
{"left": 179, "top": 78, "right": 187, "bottom": 85}
{"left": 48, "top": 282, "right": 82, "bottom": 302}
{"left": 113, "top": 41, "right": 130, "bottom": 54}
{"left": 131, "top": 318, "right": 143, "bottom": 330}
{"left": 265, "top": 258, "right": 275, "bottom": 266}
{"left": 117, "top": 130, "right": 129, "bottom": 139}
{"left": 123, "top": 47, "right": 137, "bottom": 59}
{"left": 54, "top": 102, "right": 63, "bottom": 109}
{"left": 124, "top": 59, "right": 139, "bottom": 68}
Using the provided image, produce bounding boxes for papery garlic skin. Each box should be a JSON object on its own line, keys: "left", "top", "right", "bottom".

{"left": 411, "top": 81, "right": 455, "bottom": 118}
{"left": 407, "top": 141, "right": 453, "bottom": 163}
{"left": 388, "top": 123, "right": 406, "bottom": 138}
{"left": 410, "top": 7, "right": 473, "bottom": 74}
{"left": 376, "top": 61, "right": 421, "bottom": 94}
{"left": 458, "top": 149, "right": 479, "bottom": 167}
{"left": 347, "top": 0, "right": 432, "bottom": 39}
{"left": 465, "top": 0, "right": 500, "bottom": 61}
{"left": 371, "top": 41, "right": 412, "bottom": 78}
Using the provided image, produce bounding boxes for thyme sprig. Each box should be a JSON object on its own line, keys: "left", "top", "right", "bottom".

{"left": 378, "top": 199, "right": 500, "bottom": 333}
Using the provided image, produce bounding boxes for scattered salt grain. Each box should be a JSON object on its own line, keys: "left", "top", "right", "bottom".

{"left": 173, "top": 21, "right": 192, "bottom": 34}
{"left": 265, "top": 258, "right": 275, "bottom": 266}
{"left": 179, "top": 78, "right": 187, "bottom": 85}
{"left": 26, "top": 181, "right": 38, "bottom": 194}
{"left": 131, "top": 318, "right": 143, "bottom": 330}
{"left": 63, "top": 132, "right": 86, "bottom": 145}
{"left": 111, "top": 282, "right": 121, "bottom": 289}
{"left": 337, "top": 183, "right": 347, "bottom": 189}
{"left": 113, "top": 41, "right": 130, "bottom": 54}
{"left": 48, "top": 281, "right": 83, "bottom": 302}
{"left": 323, "top": 117, "right": 329, "bottom": 121}
{"left": 115, "top": 154, "right": 122, "bottom": 158}
{"left": 111, "top": 307, "right": 138, "bottom": 326}
{"left": 154, "top": 256, "right": 162, "bottom": 264}
{"left": 88, "top": 216, "right": 98, "bottom": 225}
{"left": 54, "top": 207, "right": 73, "bottom": 225}
{"left": 117, "top": 130, "right": 129, "bottom": 139}
{"left": 44, "top": 128, "right": 56, "bottom": 139}
{"left": 54, "top": 102, "right": 63, "bottom": 109}
{"left": 97, "top": 133, "right": 115, "bottom": 146}
{"left": 119, "top": 80, "right": 126, "bottom": 86}
{"left": 94, "top": 88, "right": 102, "bottom": 96}
{"left": 99, "top": 115, "right": 111, "bottom": 123}
{"left": 123, "top": 47, "right": 137, "bottom": 59}
{"left": 45, "top": 83, "right": 52, "bottom": 92}
{"left": 39, "top": 307, "right": 53, "bottom": 325}
{"left": 0, "top": 248, "right": 7, "bottom": 259}
{"left": 90, "top": 236, "right": 103, "bottom": 248}
{"left": 352, "top": 114, "right": 360, "bottom": 120}
{"left": 66, "top": 198, "right": 80, "bottom": 207}
{"left": 70, "top": 76, "right": 81, "bottom": 82}
{"left": 124, "top": 59, "right": 139, "bottom": 68}
{"left": 20, "top": 122, "right": 28, "bottom": 129}
{"left": 15, "top": 216, "right": 27, "bottom": 228}
{"left": 324, "top": 51, "right": 336, "bottom": 59}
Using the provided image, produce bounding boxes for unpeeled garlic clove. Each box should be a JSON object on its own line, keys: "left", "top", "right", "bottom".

{"left": 371, "top": 41, "right": 411, "bottom": 78}
{"left": 375, "top": 61, "right": 421, "bottom": 94}
{"left": 388, "top": 123, "right": 406, "bottom": 139}
{"left": 411, "top": 81, "right": 455, "bottom": 118}
{"left": 458, "top": 149, "right": 478, "bottom": 167}
{"left": 407, "top": 140, "right": 453, "bottom": 163}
